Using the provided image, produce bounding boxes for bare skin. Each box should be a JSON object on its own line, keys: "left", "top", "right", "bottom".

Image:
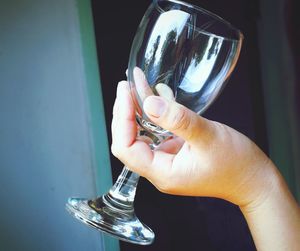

{"left": 111, "top": 81, "right": 300, "bottom": 251}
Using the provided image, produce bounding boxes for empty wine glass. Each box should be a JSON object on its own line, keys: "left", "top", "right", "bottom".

{"left": 66, "top": 0, "right": 243, "bottom": 245}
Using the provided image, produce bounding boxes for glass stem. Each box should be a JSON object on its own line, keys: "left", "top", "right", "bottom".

{"left": 103, "top": 127, "right": 164, "bottom": 211}
{"left": 107, "top": 167, "right": 140, "bottom": 209}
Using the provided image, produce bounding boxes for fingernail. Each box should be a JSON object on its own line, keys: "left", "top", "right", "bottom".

{"left": 144, "top": 96, "right": 167, "bottom": 118}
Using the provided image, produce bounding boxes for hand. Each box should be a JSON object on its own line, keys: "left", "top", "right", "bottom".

{"left": 112, "top": 80, "right": 300, "bottom": 251}
{"left": 111, "top": 80, "right": 277, "bottom": 209}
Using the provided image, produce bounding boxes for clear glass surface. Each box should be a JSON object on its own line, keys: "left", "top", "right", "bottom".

{"left": 66, "top": 0, "right": 243, "bottom": 245}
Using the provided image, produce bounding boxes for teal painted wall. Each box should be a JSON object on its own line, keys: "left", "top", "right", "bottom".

{"left": 0, "top": 0, "right": 118, "bottom": 250}
{"left": 258, "top": 0, "right": 300, "bottom": 200}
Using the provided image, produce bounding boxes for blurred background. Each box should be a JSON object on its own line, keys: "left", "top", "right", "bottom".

{"left": 0, "top": 0, "right": 299, "bottom": 251}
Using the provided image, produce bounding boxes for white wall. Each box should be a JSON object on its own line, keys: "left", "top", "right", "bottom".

{"left": 0, "top": 0, "right": 112, "bottom": 250}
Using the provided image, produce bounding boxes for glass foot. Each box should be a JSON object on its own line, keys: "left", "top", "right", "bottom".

{"left": 66, "top": 197, "right": 155, "bottom": 245}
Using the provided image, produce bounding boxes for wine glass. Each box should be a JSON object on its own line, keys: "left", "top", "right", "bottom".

{"left": 66, "top": 0, "right": 243, "bottom": 245}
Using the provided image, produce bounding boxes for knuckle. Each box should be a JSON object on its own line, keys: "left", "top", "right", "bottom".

{"left": 112, "top": 101, "right": 118, "bottom": 116}
{"left": 110, "top": 144, "right": 116, "bottom": 156}
{"left": 111, "top": 144, "right": 121, "bottom": 158}
{"left": 153, "top": 172, "right": 174, "bottom": 193}
{"left": 171, "top": 106, "right": 191, "bottom": 132}
{"left": 156, "top": 181, "right": 171, "bottom": 193}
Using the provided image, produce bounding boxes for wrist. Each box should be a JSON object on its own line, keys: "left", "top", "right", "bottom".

{"left": 239, "top": 161, "right": 285, "bottom": 214}
{"left": 238, "top": 162, "right": 300, "bottom": 251}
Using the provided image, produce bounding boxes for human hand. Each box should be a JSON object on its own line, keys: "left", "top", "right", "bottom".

{"left": 111, "top": 80, "right": 278, "bottom": 209}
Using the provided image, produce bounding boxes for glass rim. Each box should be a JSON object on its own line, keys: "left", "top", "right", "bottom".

{"left": 153, "top": 0, "right": 244, "bottom": 42}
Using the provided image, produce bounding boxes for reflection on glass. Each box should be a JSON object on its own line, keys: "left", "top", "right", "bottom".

{"left": 66, "top": 0, "right": 243, "bottom": 246}
{"left": 178, "top": 36, "right": 223, "bottom": 93}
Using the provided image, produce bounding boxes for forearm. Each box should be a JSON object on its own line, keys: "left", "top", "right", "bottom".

{"left": 240, "top": 167, "right": 300, "bottom": 251}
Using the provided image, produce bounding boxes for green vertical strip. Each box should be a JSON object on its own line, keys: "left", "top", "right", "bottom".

{"left": 76, "top": 0, "right": 120, "bottom": 250}
{"left": 258, "top": 0, "right": 300, "bottom": 200}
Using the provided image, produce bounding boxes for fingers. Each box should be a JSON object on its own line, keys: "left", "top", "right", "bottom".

{"left": 111, "top": 81, "right": 154, "bottom": 176}
{"left": 133, "top": 68, "right": 175, "bottom": 101}
{"left": 133, "top": 67, "right": 154, "bottom": 102}
{"left": 143, "top": 96, "right": 215, "bottom": 145}
{"left": 155, "top": 83, "right": 175, "bottom": 101}
{"left": 156, "top": 136, "right": 184, "bottom": 154}
{"left": 111, "top": 81, "right": 136, "bottom": 148}
{"left": 111, "top": 80, "right": 176, "bottom": 182}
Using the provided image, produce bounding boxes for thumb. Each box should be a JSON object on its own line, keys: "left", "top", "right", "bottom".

{"left": 143, "top": 96, "right": 214, "bottom": 143}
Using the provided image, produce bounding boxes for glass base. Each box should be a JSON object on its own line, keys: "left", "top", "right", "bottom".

{"left": 66, "top": 197, "right": 155, "bottom": 245}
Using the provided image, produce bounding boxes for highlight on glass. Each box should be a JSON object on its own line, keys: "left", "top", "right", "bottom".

{"left": 66, "top": 0, "right": 243, "bottom": 245}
